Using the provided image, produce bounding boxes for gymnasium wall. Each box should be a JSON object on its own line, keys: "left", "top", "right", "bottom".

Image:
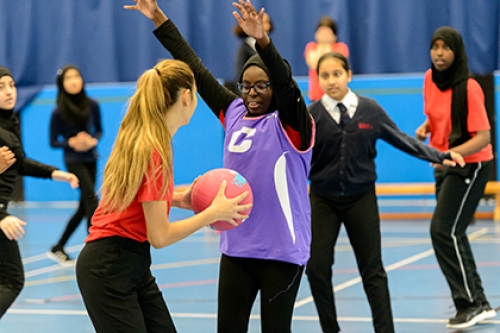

{"left": 20, "top": 73, "right": 500, "bottom": 201}
{"left": 1, "top": 0, "right": 499, "bottom": 87}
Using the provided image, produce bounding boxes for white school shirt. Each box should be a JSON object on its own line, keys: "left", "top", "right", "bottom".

{"left": 321, "top": 89, "right": 358, "bottom": 124}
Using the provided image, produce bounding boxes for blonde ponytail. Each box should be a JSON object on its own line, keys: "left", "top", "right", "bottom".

{"left": 100, "top": 60, "right": 195, "bottom": 212}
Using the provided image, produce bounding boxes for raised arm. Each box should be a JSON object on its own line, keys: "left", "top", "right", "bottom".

{"left": 125, "top": 0, "right": 236, "bottom": 119}
{"left": 233, "top": 0, "right": 312, "bottom": 150}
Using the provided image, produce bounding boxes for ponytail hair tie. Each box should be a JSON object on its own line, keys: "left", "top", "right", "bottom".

{"left": 155, "top": 67, "right": 161, "bottom": 76}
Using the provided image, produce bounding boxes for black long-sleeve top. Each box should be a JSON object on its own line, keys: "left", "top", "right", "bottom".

{"left": 153, "top": 20, "right": 312, "bottom": 151}
{"left": 0, "top": 111, "right": 57, "bottom": 219}
{"left": 49, "top": 99, "right": 102, "bottom": 164}
{"left": 308, "top": 96, "right": 451, "bottom": 199}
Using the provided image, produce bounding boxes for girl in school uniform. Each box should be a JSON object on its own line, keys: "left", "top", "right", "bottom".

{"left": 307, "top": 52, "right": 464, "bottom": 333}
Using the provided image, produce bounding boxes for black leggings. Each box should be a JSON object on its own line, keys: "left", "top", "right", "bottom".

{"left": 217, "top": 254, "right": 304, "bottom": 333}
{"left": 0, "top": 229, "right": 24, "bottom": 318}
{"left": 76, "top": 237, "right": 176, "bottom": 333}
{"left": 431, "top": 161, "right": 492, "bottom": 310}
{"left": 54, "top": 162, "right": 98, "bottom": 248}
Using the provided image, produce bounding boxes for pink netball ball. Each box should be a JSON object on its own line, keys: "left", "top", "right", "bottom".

{"left": 191, "top": 168, "right": 253, "bottom": 231}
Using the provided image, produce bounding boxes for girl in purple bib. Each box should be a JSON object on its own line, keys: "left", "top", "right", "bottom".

{"left": 128, "top": 0, "right": 314, "bottom": 331}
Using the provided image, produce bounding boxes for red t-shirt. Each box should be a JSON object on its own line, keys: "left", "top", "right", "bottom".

{"left": 304, "top": 41, "right": 349, "bottom": 102}
{"left": 423, "top": 69, "right": 493, "bottom": 163}
{"left": 86, "top": 152, "right": 174, "bottom": 243}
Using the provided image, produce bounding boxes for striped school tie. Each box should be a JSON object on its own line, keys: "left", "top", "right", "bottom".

{"left": 338, "top": 102, "right": 350, "bottom": 127}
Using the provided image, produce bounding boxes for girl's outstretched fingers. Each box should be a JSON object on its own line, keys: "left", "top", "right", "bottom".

{"left": 450, "top": 151, "right": 465, "bottom": 167}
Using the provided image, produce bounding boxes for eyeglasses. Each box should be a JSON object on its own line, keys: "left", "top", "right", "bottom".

{"left": 237, "top": 81, "right": 271, "bottom": 94}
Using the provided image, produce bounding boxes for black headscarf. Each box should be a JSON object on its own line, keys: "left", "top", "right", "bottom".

{"left": 238, "top": 54, "right": 277, "bottom": 114}
{"left": 56, "top": 65, "right": 90, "bottom": 126}
{"left": 0, "top": 66, "right": 12, "bottom": 82}
{"left": 430, "top": 26, "right": 473, "bottom": 148}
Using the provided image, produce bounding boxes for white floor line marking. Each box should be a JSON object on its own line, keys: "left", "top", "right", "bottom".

{"left": 294, "top": 228, "right": 489, "bottom": 309}
{"left": 23, "top": 228, "right": 492, "bottom": 285}
{"left": 65, "top": 244, "right": 85, "bottom": 252}
{"left": 6, "top": 309, "right": 500, "bottom": 325}
{"left": 22, "top": 229, "right": 491, "bottom": 287}
{"left": 151, "top": 257, "right": 220, "bottom": 270}
{"left": 333, "top": 238, "right": 431, "bottom": 252}
{"left": 22, "top": 253, "right": 52, "bottom": 264}
{"left": 23, "top": 258, "right": 221, "bottom": 287}
{"left": 25, "top": 275, "right": 76, "bottom": 287}
{"left": 7, "top": 309, "right": 87, "bottom": 315}
{"left": 294, "top": 315, "right": 500, "bottom": 324}
{"left": 24, "top": 265, "right": 67, "bottom": 278}
{"left": 9, "top": 201, "right": 79, "bottom": 209}
{"left": 23, "top": 244, "right": 84, "bottom": 264}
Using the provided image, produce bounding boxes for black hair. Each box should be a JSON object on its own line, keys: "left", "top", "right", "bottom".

{"left": 316, "top": 52, "right": 350, "bottom": 74}
{"left": 316, "top": 16, "right": 338, "bottom": 36}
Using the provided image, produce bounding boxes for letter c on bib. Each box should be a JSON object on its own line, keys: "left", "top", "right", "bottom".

{"left": 228, "top": 127, "right": 256, "bottom": 153}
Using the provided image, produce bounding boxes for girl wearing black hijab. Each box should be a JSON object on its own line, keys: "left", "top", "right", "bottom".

{"left": 48, "top": 65, "right": 102, "bottom": 265}
{"left": 415, "top": 26, "right": 496, "bottom": 329}
{"left": 0, "top": 66, "right": 78, "bottom": 318}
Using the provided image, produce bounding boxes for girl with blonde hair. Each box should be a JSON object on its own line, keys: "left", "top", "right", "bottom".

{"left": 76, "top": 59, "right": 251, "bottom": 333}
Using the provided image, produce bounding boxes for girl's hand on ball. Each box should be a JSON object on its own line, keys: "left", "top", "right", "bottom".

{"left": 176, "top": 182, "right": 196, "bottom": 210}
{"left": 210, "top": 181, "right": 252, "bottom": 225}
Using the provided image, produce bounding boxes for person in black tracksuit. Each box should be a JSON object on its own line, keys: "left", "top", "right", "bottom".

{"left": 306, "top": 53, "right": 464, "bottom": 333}
{"left": 0, "top": 66, "right": 78, "bottom": 319}
{"left": 415, "top": 27, "right": 496, "bottom": 329}
{"left": 48, "top": 65, "right": 102, "bottom": 264}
